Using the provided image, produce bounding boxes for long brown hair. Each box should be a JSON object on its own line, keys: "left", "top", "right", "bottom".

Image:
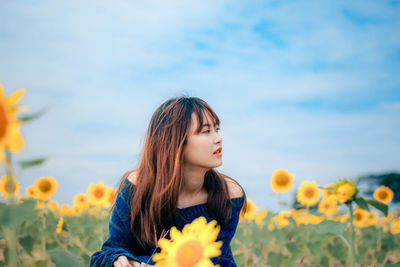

{"left": 113, "top": 96, "right": 246, "bottom": 247}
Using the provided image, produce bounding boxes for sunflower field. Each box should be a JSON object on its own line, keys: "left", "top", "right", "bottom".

{"left": 1, "top": 84, "right": 400, "bottom": 267}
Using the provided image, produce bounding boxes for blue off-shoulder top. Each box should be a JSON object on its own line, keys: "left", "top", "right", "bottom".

{"left": 90, "top": 177, "right": 245, "bottom": 267}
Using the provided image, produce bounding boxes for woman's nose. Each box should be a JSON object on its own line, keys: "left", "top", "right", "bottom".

{"left": 215, "top": 133, "right": 222, "bottom": 144}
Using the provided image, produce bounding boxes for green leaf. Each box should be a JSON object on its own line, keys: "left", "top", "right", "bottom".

{"left": 49, "top": 248, "right": 85, "bottom": 267}
{"left": 366, "top": 199, "right": 388, "bottom": 216}
{"left": 314, "top": 220, "right": 346, "bottom": 236}
{"left": 0, "top": 199, "right": 38, "bottom": 228}
{"left": 34, "top": 260, "right": 48, "bottom": 267}
{"left": 268, "top": 252, "right": 288, "bottom": 266}
{"left": 19, "top": 235, "right": 34, "bottom": 255}
{"left": 18, "top": 107, "right": 47, "bottom": 123}
{"left": 18, "top": 158, "right": 46, "bottom": 170}
{"left": 355, "top": 197, "right": 370, "bottom": 211}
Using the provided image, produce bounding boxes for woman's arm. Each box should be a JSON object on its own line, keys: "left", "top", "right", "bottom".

{"left": 212, "top": 179, "right": 245, "bottom": 267}
{"left": 89, "top": 180, "right": 152, "bottom": 267}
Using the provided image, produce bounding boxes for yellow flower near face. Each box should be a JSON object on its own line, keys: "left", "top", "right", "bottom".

{"left": 318, "top": 196, "right": 338, "bottom": 215}
{"left": 73, "top": 193, "right": 90, "bottom": 211}
{"left": 87, "top": 182, "right": 109, "bottom": 206}
{"left": 296, "top": 181, "right": 320, "bottom": 207}
{"left": 334, "top": 180, "right": 356, "bottom": 204}
{"left": 0, "top": 84, "right": 25, "bottom": 161}
{"left": 373, "top": 185, "right": 394, "bottom": 204}
{"left": 153, "top": 216, "right": 222, "bottom": 267}
{"left": 56, "top": 217, "right": 64, "bottom": 234}
{"left": 391, "top": 218, "right": 400, "bottom": 234}
{"left": 270, "top": 168, "right": 294, "bottom": 193}
{"left": 240, "top": 198, "right": 257, "bottom": 220}
{"left": 0, "top": 174, "right": 19, "bottom": 198}
{"left": 106, "top": 187, "right": 117, "bottom": 206}
{"left": 353, "top": 207, "right": 368, "bottom": 227}
{"left": 33, "top": 176, "right": 58, "bottom": 200}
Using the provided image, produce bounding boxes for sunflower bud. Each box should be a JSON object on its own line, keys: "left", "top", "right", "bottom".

{"left": 334, "top": 179, "right": 357, "bottom": 204}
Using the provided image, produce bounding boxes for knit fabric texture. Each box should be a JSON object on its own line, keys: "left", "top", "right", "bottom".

{"left": 90, "top": 178, "right": 244, "bottom": 267}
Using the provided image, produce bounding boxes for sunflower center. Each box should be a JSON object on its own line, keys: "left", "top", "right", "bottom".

{"left": 176, "top": 240, "right": 204, "bottom": 267}
{"left": 79, "top": 196, "right": 86, "bottom": 202}
{"left": 0, "top": 104, "right": 8, "bottom": 139}
{"left": 355, "top": 213, "right": 362, "bottom": 221}
{"left": 325, "top": 203, "right": 331, "bottom": 209}
{"left": 304, "top": 187, "right": 315, "bottom": 198}
{"left": 94, "top": 188, "right": 105, "bottom": 198}
{"left": 378, "top": 191, "right": 387, "bottom": 200}
{"left": 39, "top": 180, "right": 52, "bottom": 193}
{"left": 276, "top": 175, "right": 289, "bottom": 186}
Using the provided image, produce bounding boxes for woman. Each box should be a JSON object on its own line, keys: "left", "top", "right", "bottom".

{"left": 90, "top": 96, "right": 246, "bottom": 267}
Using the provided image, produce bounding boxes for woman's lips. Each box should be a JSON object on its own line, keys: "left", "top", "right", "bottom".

{"left": 214, "top": 152, "right": 222, "bottom": 157}
{"left": 213, "top": 147, "right": 222, "bottom": 157}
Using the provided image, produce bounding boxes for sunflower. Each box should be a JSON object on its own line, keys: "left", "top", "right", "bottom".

{"left": 73, "top": 193, "right": 90, "bottom": 211}
{"left": 271, "top": 168, "right": 294, "bottom": 193}
{"left": 323, "top": 184, "right": 335, "bottom": 199}
{"left": 294, "top": 213, "right": 324, "bottom": 225}
{"left": 25, "top": 185, "right": 36, "bottom": 198}
{"left": 58, "top": 204, "right": 73, "bottom": 216}
{"left": 373, "top": 185, "right": 394, "bottom": 204}
{"left": 35, "top": 200, "right": 45, "bottom": 210}
{"left": 33, "top": 176, "right": 58, "bottom": 200}
{"left": 296, "top": 181, "right": 320, "bottom": 207}
{"left": 153, "top": 216, "right": 222, "bottom": 267}
{"left": 335, "top": 213, "right": 350, "bottom": 223}
{"left": 318, "top": 196, "right": 338, "bottom": 216}
{"left": 271, "top": 211, "right": 291, "bottom": 228}
{"left": 391, "top": 218, "right": 400, "bottom": 235}
{"left": 353, "top": 207, "right": 368, "bottom": 227}
{"left": 0, "top": 84, "right": 25, "bottom": 161}
{"left": 255, "top": 209, "right": 267, "bottom": 224}
{"left": 334, "top": 180, "right": 356, "bottom": 204}
{"left": 366, "top": 212, "right": 378, "bottom": 226}
{"left": 106, "top": 187, "right": 117, "bottom": 206}
{"left": 47, "top": 200, "right": 60, "bottom": 213}
{"left": 240, "top": 198, "right": 257, "bottom": 220}
{"left": 290, "top": 209, "right": 305, "bottom": 217}
{"left": 0, "top": 174, "right": 19, "bottom": 198}
{"left": 87, "top": 182, "right": 109, "bottom": 206}
{"left": 56, "top": 217, "right": 65, "bottom": 234}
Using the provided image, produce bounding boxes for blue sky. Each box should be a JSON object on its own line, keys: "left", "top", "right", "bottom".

{"left": 1, "top": 0, "right": 399, "bottom": 210}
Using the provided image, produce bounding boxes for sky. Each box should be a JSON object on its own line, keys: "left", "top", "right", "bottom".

{"left": 1, "top": 0, "right": 399, "bottom": 211}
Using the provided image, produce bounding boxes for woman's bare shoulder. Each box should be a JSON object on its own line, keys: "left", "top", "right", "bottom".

{"left": 125, "top": 169, "right": 138, "bottom": 185}
{"left": 222, "top": 175, "right": 244, "bottom": 199}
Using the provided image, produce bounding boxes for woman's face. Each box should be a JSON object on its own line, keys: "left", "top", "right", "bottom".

{"left": 182, "top": 112, "right": 223, "bottom": 170}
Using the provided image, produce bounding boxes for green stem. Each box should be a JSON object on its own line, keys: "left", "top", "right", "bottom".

{"left": 5, "top": 228, "right": 18, "bottom": 267}
{"left": 347, "top": 203, "right": 356, "bottom": 267}
{"left": 4, "top": 148, "right": 16, "bottom": 203}
{"left": 4, "top": 149, "right": 18, "bottom": 266}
